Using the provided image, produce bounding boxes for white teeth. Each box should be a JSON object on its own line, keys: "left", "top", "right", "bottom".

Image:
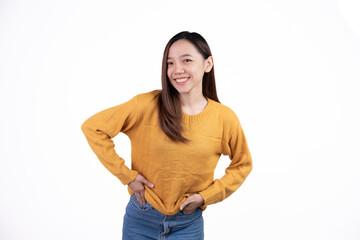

{"left": 175, "top": 78, "right": 189, "bottom": 82}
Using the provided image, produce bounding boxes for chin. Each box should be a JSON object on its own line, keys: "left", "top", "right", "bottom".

{"left": 170, "top": 85, "right": 189, "bottom": 94}
{"left": 175, "top": 88, "right": 191, "bottom": 95}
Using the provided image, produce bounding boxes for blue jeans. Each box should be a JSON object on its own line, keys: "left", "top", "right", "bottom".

{"left": 122, "top": 194, "right": 204, "bottom": 240}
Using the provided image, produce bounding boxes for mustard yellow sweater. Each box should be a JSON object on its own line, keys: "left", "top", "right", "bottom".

{"left": 81, "top": 90, "right": 252, "bottom": 215}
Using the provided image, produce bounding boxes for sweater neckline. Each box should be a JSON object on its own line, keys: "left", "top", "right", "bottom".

{"left": 182, "top": 98, "right": 217, "bottom": 123}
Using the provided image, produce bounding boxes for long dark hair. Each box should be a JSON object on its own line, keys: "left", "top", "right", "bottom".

{"left": 157, "top": 31, "right": 220, "bottom": 143}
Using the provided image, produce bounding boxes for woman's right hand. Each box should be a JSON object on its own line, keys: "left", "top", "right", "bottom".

{"left": 127, "top": 174, "right": 154, "bottom": 205}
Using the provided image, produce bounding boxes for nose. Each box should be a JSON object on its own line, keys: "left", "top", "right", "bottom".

{"left": 174, "top": 63, "right": 185, "bottom": 74}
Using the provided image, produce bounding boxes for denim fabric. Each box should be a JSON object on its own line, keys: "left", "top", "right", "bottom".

{"left": 122, "top": 194, "right": 204, "bottom": 240}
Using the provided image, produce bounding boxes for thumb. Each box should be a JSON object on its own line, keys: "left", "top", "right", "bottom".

{"left": 139, "top": 176, "right": 154, "bottom": 188}
{"left": 180, "top": 198, "right": 189, "bottom": 211}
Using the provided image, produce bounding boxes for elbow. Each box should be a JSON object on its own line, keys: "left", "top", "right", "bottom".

{"left": 247, "top": 157, "right": 253, "bottom": 175}
{"left": 81, "top": 120, "right": 89, "bottom": 135}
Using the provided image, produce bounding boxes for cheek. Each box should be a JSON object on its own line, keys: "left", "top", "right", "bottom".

{"left": 190, "top": 65, "right": 204, "bottom": 77}
{"left": 167, "top": 68, "right": 172, "bottom": 78}
{"left": 167, "top": 69, "right": 175, "bottom": 86}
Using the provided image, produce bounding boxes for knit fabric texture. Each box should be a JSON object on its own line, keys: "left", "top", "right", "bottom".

{"left": 81, "top": 90, "right": 252, "bottom": 215}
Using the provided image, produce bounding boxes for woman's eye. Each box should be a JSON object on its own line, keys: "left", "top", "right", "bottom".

{"left": 167, "top": 62, "right": 173, "bottom": 65}
{"left": 184, "top": 59, "right": 191, "bottom": 63}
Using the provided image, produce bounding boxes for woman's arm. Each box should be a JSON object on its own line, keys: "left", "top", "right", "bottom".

{"left": 198, "top": 118, "right": 253, "bottom": 209}
{"left": 81, "top": 96, "right": 140, "bottom": 185}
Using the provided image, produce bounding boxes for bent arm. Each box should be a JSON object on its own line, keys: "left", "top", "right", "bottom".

{"left": 81, "top": 97, "right": 139, "bottom": 185}
{"left": 199, "top": 119, "right": 253, "bottom": 209}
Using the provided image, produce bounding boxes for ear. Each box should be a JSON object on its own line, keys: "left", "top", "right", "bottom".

{"left": 204, "top": 56, "right": 214, "bottom": 73}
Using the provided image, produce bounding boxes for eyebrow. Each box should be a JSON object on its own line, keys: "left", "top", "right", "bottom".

{"left": 167, "top": 54, "right": 193, "bottom": 59}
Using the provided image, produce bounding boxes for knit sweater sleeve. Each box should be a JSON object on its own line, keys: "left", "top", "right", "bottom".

{"left": 199, "top": 114, "right": 253, "bottom": 208}
{"left": 81, "top": 96, "right": 139, "bottom": 185}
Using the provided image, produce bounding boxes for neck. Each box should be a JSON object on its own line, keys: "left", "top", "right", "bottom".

{"left": 179, "top": 91, "right": 208, "bottom": 115}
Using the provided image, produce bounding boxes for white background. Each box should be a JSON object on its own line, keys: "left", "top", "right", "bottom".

{"left": 1, "top": 0, "right": 359, "bottom": 239}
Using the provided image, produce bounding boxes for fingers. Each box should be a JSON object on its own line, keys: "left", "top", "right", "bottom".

{"left": 180, "top": 194, "right": 204, "bottom": 214}
{"left": 180, "top": 198, "right": 196, "bottom": 214}
{"left": 180, "top": 198, "right": 189, "bottom": 211}
{"left": 138, "top": 175, "right": 154, "bottom": 188}
{"left": 180, "top": 197, "right": 196, "bottom": 213}
{"left": 128, "top": 175, "right": 154, "bottom": 192}
{"left": 128, "top": 174, "right": 154, "bottom": 206}
{"left": 181, "top": 202, "right": 195, "bottom": 214}
{"left": 136, "top": 191, "right": 146, "bottom": 206}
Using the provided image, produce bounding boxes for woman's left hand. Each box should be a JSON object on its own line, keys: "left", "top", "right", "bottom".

{"left": 180, "top": 194, "right": 204, "bottom": 214}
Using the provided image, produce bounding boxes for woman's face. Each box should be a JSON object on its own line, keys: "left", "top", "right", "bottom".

{"left": 167, "top": 39, "right": 213, "bottom": 96}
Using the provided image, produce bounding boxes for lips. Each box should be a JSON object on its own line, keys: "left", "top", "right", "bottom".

{"left": 174, "top": 77, "right": 189, "bottom": 83}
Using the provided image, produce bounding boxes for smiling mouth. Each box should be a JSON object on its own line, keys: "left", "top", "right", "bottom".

{"left": 175, "top": 77, "right": 189, "bottom": 83}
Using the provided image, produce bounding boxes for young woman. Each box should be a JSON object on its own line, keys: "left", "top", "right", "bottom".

{"left": 81, "top": 31, "right": 252, "bottom": 239}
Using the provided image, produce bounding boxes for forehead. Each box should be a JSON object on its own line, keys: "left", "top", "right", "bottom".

{"left": 168, "top": 39, "right": 200, "bottom": 58}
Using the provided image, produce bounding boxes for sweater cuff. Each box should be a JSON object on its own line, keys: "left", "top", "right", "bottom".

{"left": 198, "top": 183, "right": 224, "bottom": 207}
{"left": 118, "top": 167, "right": 138, "bottom": 185}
